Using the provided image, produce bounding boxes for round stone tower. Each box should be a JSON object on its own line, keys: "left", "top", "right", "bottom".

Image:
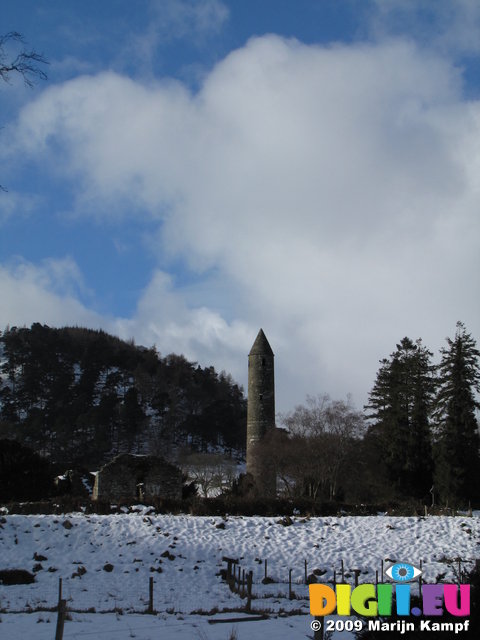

{"left": 246, "top": 328, "right": 276, "bottom": 496}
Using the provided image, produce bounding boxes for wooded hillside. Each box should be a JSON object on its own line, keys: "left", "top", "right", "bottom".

{"left": 0, "top": 324, "right": 246, "bottom": 466}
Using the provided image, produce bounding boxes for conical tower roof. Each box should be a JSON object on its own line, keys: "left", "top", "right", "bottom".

{"left": 249, "top": 328, "right": 274, "bottom": 356}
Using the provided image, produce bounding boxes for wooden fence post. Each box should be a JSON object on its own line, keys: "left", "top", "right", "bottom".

{"left": 55, "top": 599, "right": 67, "bottom": 640}
{"left": 314, "top": 616, "right": 324, "bottom": 640}
{"left": 289, "top": 568, "right": 293, "bottom": 599}
{"left": 222, "top": 556, "right": 239, "bottom": 592}
{"left": 419, "top": 560, "right": 423, "bottom": 597}
{"left": 148, "top": 576, "right": 154, "bottom": 614}
{"left": 304, "top": 559, "right": 308, "bottom": 584}
{"left": 55, "top": 577, "right": 66, "bottom": 640}
{"left": 246, "top": 571, "right": 253, "bottom": 612}
{"left": 264, "top": 558, "right": 268, "bottom": 581}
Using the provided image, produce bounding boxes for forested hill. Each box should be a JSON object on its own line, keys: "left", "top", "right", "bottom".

{"left": 0, "top": 324, "right": 246, "bottom": 466}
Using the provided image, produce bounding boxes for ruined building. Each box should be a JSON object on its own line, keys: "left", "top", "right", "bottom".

{"left": 246, "top": 329, "right": 276, "bottom": 496}
{"left": 92, "top": 453, "right": 182, "bottom": 502}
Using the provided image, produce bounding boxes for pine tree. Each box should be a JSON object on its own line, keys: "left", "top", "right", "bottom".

{"left": 365, "top": 338, "right": 435, "bottom": 499}
{"left": 434, "top": 322, "right": 480, "bottom": 506}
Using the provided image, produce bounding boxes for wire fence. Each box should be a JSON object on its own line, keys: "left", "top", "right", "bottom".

{"left": 220, "top": 554, "right": 479, "bottom": 610}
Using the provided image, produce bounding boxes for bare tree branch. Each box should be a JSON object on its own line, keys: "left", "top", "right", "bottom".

{"left": 0, "top": 31, "right": 48, "bottom": 86}
{"left": 0, "top": 32, "right": 48, "bottom": 191}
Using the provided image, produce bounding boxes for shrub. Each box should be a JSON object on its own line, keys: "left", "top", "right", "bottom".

{"left": 0, "top": 569, "right": 36, "bottom": 585}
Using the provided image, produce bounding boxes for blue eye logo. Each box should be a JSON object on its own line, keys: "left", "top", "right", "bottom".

{"left": 385, "top": 562, "right": 422, "bottom": 583}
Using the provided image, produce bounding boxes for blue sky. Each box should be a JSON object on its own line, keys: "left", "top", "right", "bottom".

{"left": 1, "top": 0, "right": 479, "bottom": 412}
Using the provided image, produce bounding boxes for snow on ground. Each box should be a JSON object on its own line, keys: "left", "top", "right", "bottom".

{"left": 0, "top": 611, "right": 313, "bottom": 639}
{"left": 1, "top": 510, "right": 479, "bottom": 638}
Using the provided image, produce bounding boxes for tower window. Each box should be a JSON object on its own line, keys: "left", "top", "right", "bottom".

{"left": 259, "top": 394, "right": 263, "bottom": 401}
{"left": 261, "top": 358, "right": 266, "bottom": 367}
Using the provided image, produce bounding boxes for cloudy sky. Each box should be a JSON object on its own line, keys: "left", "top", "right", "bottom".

{"left": 1, "top": 0, "right": 479, "bottom": 412}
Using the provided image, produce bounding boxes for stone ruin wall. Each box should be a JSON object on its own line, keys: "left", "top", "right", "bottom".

{"left": 92, "top": 454, "right": 182, "bottom": 501}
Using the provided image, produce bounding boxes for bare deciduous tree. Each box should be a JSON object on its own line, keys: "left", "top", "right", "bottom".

{"left": 278, "top": 394, "right": 365, "bottom": 501}
{"left": 179, "top": 451, "right": 237, "bottom": 498}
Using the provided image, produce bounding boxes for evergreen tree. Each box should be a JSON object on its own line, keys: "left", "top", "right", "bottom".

{"left": 365, "top": 338, "right": 435, "bottom": 499}
{"left": 433, "top": 322, "right": 480, "bottom": 505}
{"left": 0, "top": 439, "right": 53, "bottom": 501}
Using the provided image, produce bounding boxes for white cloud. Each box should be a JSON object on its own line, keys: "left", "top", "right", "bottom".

{"left": 0, "top": 258, "right": 103, "bottom": 331}
{"left": 4, "top": 34, "right": 480, "bottom": 410}
{"left": 148, "top": 0, "right": 229, "bottom": 41}
{"left": 124, "top": 0, "right": 229, "bottom": 77}
{"left": 370, "top": 0, "right": 480, "bottom": 56}
{"left": 0, "top": 191, "right": 40, "bottom": 224}
{"left": 112, "top": 270, "right": 252, "bottom": 382}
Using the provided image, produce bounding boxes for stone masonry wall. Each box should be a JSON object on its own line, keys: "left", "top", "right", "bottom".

{"left": 93, "top": 454, "right": 182, "bottom": 501}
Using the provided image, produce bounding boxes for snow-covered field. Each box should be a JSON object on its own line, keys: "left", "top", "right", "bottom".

{"left": 1, "top": 509, "right": 479, "bottom": 638}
